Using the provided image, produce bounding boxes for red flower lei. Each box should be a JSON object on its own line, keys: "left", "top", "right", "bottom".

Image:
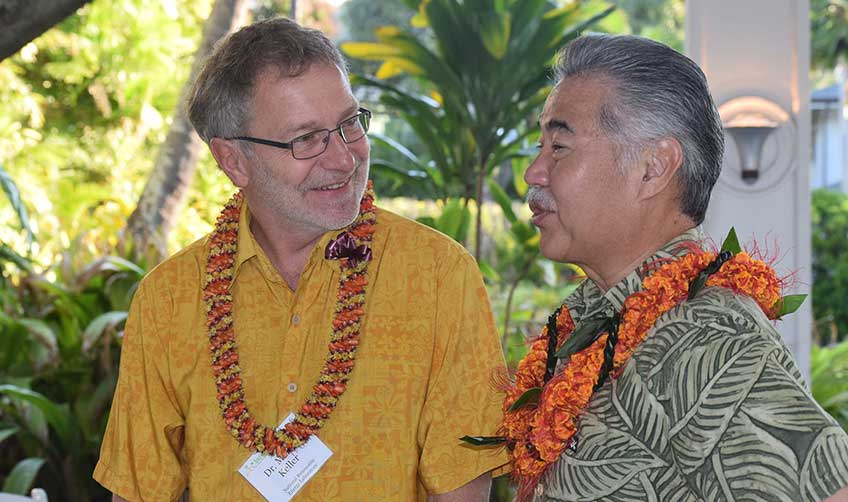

{"left": 204, "top": 183, "right": 376, "bottom": 458}
{"left": 503, "top": 249, "right": 784, "bottom": 499}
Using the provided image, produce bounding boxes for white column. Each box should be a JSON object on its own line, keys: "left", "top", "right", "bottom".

{"left": 686, "top": 0, "right": 812, "bottom": 380}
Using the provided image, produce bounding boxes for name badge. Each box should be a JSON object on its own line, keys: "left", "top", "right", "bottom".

{"left": 239, "top": 413, "right": 333, "bottom": 502}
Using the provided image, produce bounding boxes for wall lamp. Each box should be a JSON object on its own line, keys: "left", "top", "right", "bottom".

{"left": 718, "top": 96, "right": 791, "bottom": 184}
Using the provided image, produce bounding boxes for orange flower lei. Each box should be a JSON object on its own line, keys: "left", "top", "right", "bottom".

{"left": 503, "top": 249, "right": 783, "bottom": 498}
{"left": 204, "top": 183, "right": 376, "bottom": 458}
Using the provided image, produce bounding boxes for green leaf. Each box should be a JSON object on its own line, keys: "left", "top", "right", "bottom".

{"left": 721, "top": 227, "right": 742, "bottom": 254}
{"left": 554, "top": 316, "right": 610, "bottom": 360}
{"left": 436, "top": 199, "right": 471, "bottom": 243}
{"left": 479, "top": 11, "right": 511, "bottom": 59}
{"left": 0, "top": 384, "right": 77, "bottom": 450}
{"left": 2, "top": 457, "right": 45, "bottom": 494}
{"left": 512, "top": 156, "right": 530, "bottom": 196}
{"left": 510, "top": 221, "right": 536, "bottom": 244}
{"left": 460, "top": 435, "right": 507, "bottom": 446}
{"left": 0, "top": 426, "right": 19, "bottom": 445}
{"left": 487, "top": 179, "right": 517, "bottom": 223}
{"left": 508, "top": 386, "right": 542, "bottom": 411}
{"left": 82, "top": 311, "right": 128, "bottom": 355}
{"left": 76, "top": 256, "right": 145, "bottom": 287}
{"left": 0, "top": 162, "right": 35, "bottom": 246}
{"left": 774, "top": 294, "right": 807, "bottom": 318}
{"left": 369, "top": 132, "right": 423, "bottom": 167}
{"left": 17, "top": 318, "right": 59, "bottom": 367}
{"left": 0, "top": 242, "right": 34, "bottom": 272}
{"left": 340, "top": 41, "right": 403, "bottom": 60}
{"left": 477, "top": 259, "right": 501, "bottom": 282}
{"left": 687, "top": 272, "right": 709, "bottom": 301}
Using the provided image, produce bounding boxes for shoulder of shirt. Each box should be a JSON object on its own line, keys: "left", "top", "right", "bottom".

{"left": 135, "top": 233, "right": 209, "bottom": 294}
{"left": 652, "top": 285, "right": 782, "bottom": 346}
{"left": 375, "top": 206, "right": 475, "bottom": 262}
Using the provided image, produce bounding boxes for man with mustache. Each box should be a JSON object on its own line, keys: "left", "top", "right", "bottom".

{"left": 514, "top": 34, "right": 848, "bottom": 500}
{"left": 94, "top": 18, "right": 507, "bottom": 501}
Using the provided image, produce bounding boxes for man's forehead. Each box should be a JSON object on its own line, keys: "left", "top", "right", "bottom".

{"left": 540, "top": 76, "right": 611, "bottom": 132}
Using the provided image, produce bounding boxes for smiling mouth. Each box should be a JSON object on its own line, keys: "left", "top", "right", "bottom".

{"left": 314, "top": 177, "right": 351, "bottom": 191}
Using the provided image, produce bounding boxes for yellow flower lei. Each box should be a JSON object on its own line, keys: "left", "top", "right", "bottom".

{"left": 502, "top": 249, "right": 784, "bottom": 499}
{"left": 204, "top": 183, "right": 376, "bottom": 458}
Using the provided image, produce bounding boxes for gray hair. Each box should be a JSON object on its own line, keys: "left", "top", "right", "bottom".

{"left": 554, "top": 33, "right": 724, "bottom": 225}
{"left": 187, "top": 17, "right": 347, "bottom": 145}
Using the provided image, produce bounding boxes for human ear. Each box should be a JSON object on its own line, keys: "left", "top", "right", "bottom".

{"left": 210, "top": 138, "right": 250, "bottom": 188}
{"left": 637, "top": 137, "right": 684, "bottom": 200}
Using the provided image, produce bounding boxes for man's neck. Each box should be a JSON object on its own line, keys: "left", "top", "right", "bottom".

{"left": 248, "top": 213, "right": 326, "bottom": 291}
{"left": 581, "top": 214, "right": 695, "bottom": 292}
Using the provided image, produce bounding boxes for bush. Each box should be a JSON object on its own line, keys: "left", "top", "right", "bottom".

{"left": 0, "top": 250, "right": 142, "bottom": 501}
{"left": 812, "top": 189, "right": 848, "bottom": 342}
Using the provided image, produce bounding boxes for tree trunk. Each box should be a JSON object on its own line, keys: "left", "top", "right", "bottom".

{"left": 125, "top": 0, "right": 249, "bottom": 261}
{"left": 0, "top": 0, "right": 92, "bottom": 61}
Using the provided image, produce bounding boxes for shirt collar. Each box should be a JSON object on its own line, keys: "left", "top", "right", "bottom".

{"left": 564, "top": 226, "right": 706, "bottom": 319}
{"left": 230, "top": 199, "right": 353, "bottom": 284}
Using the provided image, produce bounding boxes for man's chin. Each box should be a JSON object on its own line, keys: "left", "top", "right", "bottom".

{"left": 538, "top": 235, "right": 570, "bottom": 264}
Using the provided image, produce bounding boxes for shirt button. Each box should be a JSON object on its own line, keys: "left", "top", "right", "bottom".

{"left": 287, "top": 382, "right": 297, "bottom": 393}
{"left": 291, "top": 313, "right": 301, "bottom": 325}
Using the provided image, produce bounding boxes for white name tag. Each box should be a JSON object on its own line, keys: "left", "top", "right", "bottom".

{"left": 239, "top": 413, "right": 333, "bottom": 502}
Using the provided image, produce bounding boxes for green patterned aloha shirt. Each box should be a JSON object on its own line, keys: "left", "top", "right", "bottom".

{"left": 538, "top": 227, "right": 848, "bottom": 501}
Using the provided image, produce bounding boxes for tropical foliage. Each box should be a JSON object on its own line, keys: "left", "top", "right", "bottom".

{"left": 812, "top": 337, "right": 848, "bottom": 430}
{"left": 0, "top": 0, "right": 230, "bottom": 271}
{"left": 0, "top": 171, "right": 143, "bottom": 500}
{"left": 812, "top": 189, "right": 848, "bottom": 342}
{"left": 341, "top": 0, "right": 615, "bottom": 259}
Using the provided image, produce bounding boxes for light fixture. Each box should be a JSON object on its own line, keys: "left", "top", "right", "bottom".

{"left": 718, "top": 96, "right": 791, "bottom": 184}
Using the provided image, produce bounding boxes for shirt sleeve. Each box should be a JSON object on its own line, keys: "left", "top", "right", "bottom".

{"left": 665, "top": 302, "right": 848, "bottom": 502}
{"left": 416, "top": 246, "right": 510, "bottom": 494}
{"left": 93, "top": 274, "right": 187, "bottom": 502}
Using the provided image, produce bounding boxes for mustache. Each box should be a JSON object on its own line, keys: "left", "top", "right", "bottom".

{"left": 526, "top": 186, "right": 555, "bottom": 211}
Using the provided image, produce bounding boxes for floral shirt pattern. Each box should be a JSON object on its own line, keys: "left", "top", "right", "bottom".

{"left": 94, "top": 204, "right": 508, "bottom": 501}
{"left": 540, "top": 228, "right": 848, "bottom": 501}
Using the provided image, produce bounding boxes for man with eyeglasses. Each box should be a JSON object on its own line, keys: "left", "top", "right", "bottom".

{"left": 95, "top": 17, "right": 508, "bottom": 502}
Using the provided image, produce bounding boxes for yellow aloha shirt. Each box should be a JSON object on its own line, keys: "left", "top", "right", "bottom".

{"left": 94, "top": 203, "right": 508, "bottom": 501}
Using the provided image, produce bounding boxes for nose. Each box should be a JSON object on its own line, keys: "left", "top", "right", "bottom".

{"left": 524, "top": 150, "right": 549, "bottom": 187}
{"left": 320, "top": 129, "right": 360, "bottom": 172}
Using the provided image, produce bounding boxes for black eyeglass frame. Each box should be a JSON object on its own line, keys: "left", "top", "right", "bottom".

{"left": 225, "top": 107, "right": 372, "bottom": 160}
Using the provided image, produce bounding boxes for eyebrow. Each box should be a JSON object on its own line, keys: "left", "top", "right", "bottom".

{"left": 281, "top": 103, "right": 360, "bottom": 139}
{"left": 543, "top": 118, "right": 574, "bottom": 134}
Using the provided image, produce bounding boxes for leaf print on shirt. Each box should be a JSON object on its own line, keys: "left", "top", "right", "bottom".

{"left": 695, "top": 411, "right": 799, "bottom": 502}
{"left": 667, "top": 328, "right": 772, "bottom": 474}
{"left": 801, "top": 427, "right": 848, "bottom": 502}
{"left": 547, "top": 417, "right": 666, "bottom": 500}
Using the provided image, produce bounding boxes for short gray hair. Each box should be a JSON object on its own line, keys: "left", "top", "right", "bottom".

{"left": 554, "top": 33, "right": 724, "bottom": 225}
{"left": 187, "top": 17, "right": 347, "bottom": 144}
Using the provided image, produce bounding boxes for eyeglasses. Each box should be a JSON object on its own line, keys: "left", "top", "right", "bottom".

{"left": 227, "top": 108, "right": 372, "bottom": 160}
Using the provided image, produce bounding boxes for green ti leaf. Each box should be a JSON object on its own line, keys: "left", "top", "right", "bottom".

{"left": 0, "top": 426, "right": 19, "bottom": 445}
{"left": 721, "top": 227, "right": 742, "bottom": 254}
{"left": 2, "top": 457, "right": 45, "bottom": 494}
{"left": 554, "top": 316, "right": 610, "bottom": 360}
{"left": 687, "top": 272, "right": 709, "bottom": 300}
{"left": 774, "top": 294, "right": 807, "bottom": 318}
{"left": 508, "top": 387, "right": 542, "bottom": 411}
{"left": 460, "top": 435, "right": 507, "bottom": 446}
